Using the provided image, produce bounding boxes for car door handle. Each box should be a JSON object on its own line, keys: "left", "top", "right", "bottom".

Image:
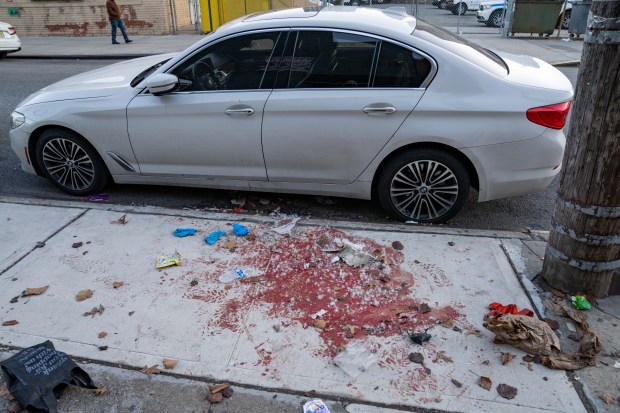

{"left": 225, "top": 106, "right": 255, "bottom": 116}
{"left": 363, "top": 106, "right": 396, "bottom": 114}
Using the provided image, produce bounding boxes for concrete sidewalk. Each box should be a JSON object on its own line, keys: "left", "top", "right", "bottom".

{"left": 9, "top": 29, "right": 583, "bottom": 65}
{"left": 2, "top": 196, "right": 618, "bottom": 413}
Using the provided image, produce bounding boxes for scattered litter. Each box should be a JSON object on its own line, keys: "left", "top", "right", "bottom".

{"left": 173, "top": 228, "right": 196, "bottom": 237}
{"left": 488, "top": 302, "right": 534, "bottom": 318}
{"left": 497, "top": 383, "right": 517, "bottom": 399}
{"left": 232, "top": 223, "right": 249, "bottom": 236}
{"left": 572, "top": 295, "right": 591, "bottom": 311}
{"left": 314, "top": 319, "right": 327, "bottom": 330}
{"left": 562, "top": 37, "right": 571, "bottom": 42}
{"left": 551, "top": 289, "right": 565, "bottom": 298}
{"left": 311, "top": 309, "right": 327, "bottom": 319}
{"left": 408, "top": 329, "right": 431, "bottom": 345}
{"left": 338, "top": 246, "right": 374, "bottom": 267}
{"left": 163, "top": 358, "right": 177, "bottom": 369}
{"left": 205, "top": 230, "right": 226, "bottom": 245}
{"left": 218, "top": 267, "right": 252, "bottom": 283}
{"left": 209, "top": 383, "right": 229, "bottom": 394}
{"left": 464, "top": 326, "right": 484, "bottom": 338}
{"left": 331, "top": 256, "right": 340, "bottom": 264}
{"left": 112, "top": 281, "right": 124, "bottom": 289}
{"left": 83, "top": 305, "right": 105, "bottom": 318}
{"left": 599, "top": 393, "right": 614, "bottom": 405}
{"left": 543, "top": 318, "right": 559, "bottom": 330}
{"left": 333, "top": 342, "right": 376, "bottom": 378}
{"left": 76, "top": 289, "right": 93, "bottom": 302}
{"left": 72, "top": 242, "right": 83, "bottom": 249}
{"left": 409, "top": 352, "right": 424, "bottom": 364}
{"left": 231, "top": 197, "right": 246, "bottom": 208}
{"left": 84, "top": 194, "right": 107, "bottom": 202}
{"left": 523, "top": 354, "right": 535, "bottom": 363}
{"left": 22, "top": 285, "right": 49, "bottom": 297}
{"left": 501, "top": 352, "right": 515, "bottom": 365}
{"left": 140, "top": 365, "right": 162, "bottom": 376}
{"left": 98, "top": 331, "right": 107, "bottom": 339}
{"left": 93, "top": 386, "right": 107, "bottom": 396}
{"left": 451, "top": 379, "right": 462, "bottom": 388}
{"left": 568, "top": 333, "right": 580, "bottom": 342}
{"left": 9, "top": 296, "right": 19, "bottom": 303}
{"left": 392, "top": 241, "right": 404, "bottom": 250}
{"left": 2, "top": 320, "right": 18, "bottom": 326}
{"left": 271, "top": 217, "right": 301, "bottom": 235}
{"left": 156, "top": 251, "right": 182, "bottom": 269}
{"left": 437, "top": 351, "right": 453, "bottom": 363}
{"left": 418, "top": 303, "right": 431, "bottom": 314}
{"left": 0, "top": 341, "right": 96, "bottom": 412}
{"left": 222, "top": 240, "right": 238, "bottom": 250}
{"left": 206, "top": 392, "right": 223, "bottom": 403}
{"left": 111, "top": 214, "right": 127, "bottom": 225}
{"left": 441, "top": 318, "right": 455, "bottom": 329}
{"left": 303, "top": 399, "right": 332, "bottom": 413}
{"left": 477, "top": 376, "right": 492, "bottom": 391}
{"left": 190, "top": 279, "right": 198, "bottom": 287}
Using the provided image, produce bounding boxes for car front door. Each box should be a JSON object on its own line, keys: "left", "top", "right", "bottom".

{"left": 261, "top": 30, "right": 433, "bottom": 184}
{"left": 126, "top": 31, "right": 283, "bottom": 180}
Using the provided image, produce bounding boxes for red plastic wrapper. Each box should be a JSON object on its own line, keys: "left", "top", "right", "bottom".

{"left": 488, "top": 302, "right": 534, "bottom": 318}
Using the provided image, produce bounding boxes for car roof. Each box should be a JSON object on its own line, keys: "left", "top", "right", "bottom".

{"left": 228, "top": 6, "right": 417, "bottom": 37}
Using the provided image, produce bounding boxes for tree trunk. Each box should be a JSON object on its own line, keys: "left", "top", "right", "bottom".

{"left": 541, "top": 0, "right": 620, "bottom": 297}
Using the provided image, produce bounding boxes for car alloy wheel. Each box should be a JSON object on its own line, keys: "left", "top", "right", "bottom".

{"left": 378, "top": 149, "right": 470, "bottom": 224}
{"left": 36, "top": 128, "right": 109, "bottom": 195}
{"left": 488, "top": 9, "right": 504, "bottom": 27}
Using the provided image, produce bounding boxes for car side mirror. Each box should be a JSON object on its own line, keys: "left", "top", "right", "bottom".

{"left": 145, "top": 74, "right": 180, "bottom": 96}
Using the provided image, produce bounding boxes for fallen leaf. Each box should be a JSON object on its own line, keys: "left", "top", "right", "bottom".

{"left": 84, "top": 304, "right": 105, "bottom": 317}
{"left": 2, "top": 320, "right": 18, "bottom": 326}
{"left": 206, "top": 392, "right": 223, "bottom": 403}
{"left": 448, "top": 241, "right": 455, "bottom": 246}
{"left": 0, "top": 383, "right": 9, "bottom": 397}
{"left": 163, "top": 358, "right": 177, "bottom": 369}
{"left": 246, "top": 234, "right": 257, "bottom": 241}
{"left": 93, "top": 386, "right": 108, "bottom": 396}
{"left": 497, "top": 383, "right": 517, "bottom": 399}
{"left": 501, "top": 352, "right": 515, "bottom": 365}
{"left": 599, "top": 393, "right": 614, "bottom": 405}
{"left": 437, "top": 351, "right": 453, "bottom": 363}
{"left": 22, "top": 285, "right": 49, "bottom": 297}
{"left": 522, "top": 354, "right": 535, "bottom": 363}
{"left": 72, "top": 242, "right": 83, "bottom": 248}
{"left": 224, "top": 284, "right": 233, "bottom": 290}
{"left": 392, "top": 241, "right": 404, "bottom": 250}
{"left": 527, "top": 363, "right": 533, "bottom": 371}
{"left": 551, "top": 288, "right": 565, "bottom": 298}
{"left": 314, "top": 319, "right": 327, "bottom": 330}
{"left": 112, "top": 214, "right": 127, "bottom": 225}
{"left": 441, "top": 318, "right": 454, "bottom": 328}
{"left": 98, "top": 331, "right": 107, "bottom": 339}
{"left": 209, "top": 383, "right": 229, "bottom": 393}
{"left": 140, "top": 365, "right": 162, "bottom": 376}
{"left": 99, "top": 346, "right": 108, "bottom": 351}
{"left": 76, "top": 289, "right": 93, "bottom": 301}
{"left": 408, "top": 352, "right": 424, "bottom": 364}
{"left": 222, "top": 240, "right": 237, "bottom": 249}
{"left": 112, "top": 281, "right": 124, "bottom": 289}
{"left": 478, "top": 376, "right": 492, "bottom": 391}
{"left": 418, "top": 303, "right": 431, "bottom": 313}
{"left": 464, "top": 326, "right": 484, "bottom": 338}
{"left": 304, "top": 390, "right": 318, "bottom": 398}
{"left": 544, "top": 318, "right": 559, "bottom": 330}
{"left": 379, "top": 276, "right": 391, "bottom": 283}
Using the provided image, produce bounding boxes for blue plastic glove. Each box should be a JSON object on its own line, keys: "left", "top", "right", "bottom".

{"left": 173, "top": 228, "right": 196, "bottom": 237}
{"left": 232, "top": 223, "right": 249, "bottom": 237}
{"left": 205, "top": 230, "right": 226, "bottom": 245}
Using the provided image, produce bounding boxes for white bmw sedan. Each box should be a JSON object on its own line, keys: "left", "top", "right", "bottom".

{"left": 9, "top": 6, "right": 572, "bottom": 223}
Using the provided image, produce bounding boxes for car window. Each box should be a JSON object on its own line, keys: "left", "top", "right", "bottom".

{"left": 373, "top": 42, "right": 432, "bottom": 88}
{"left": 172, "top": 31, "right": 281, "bottom": 92}
{"left": 286, "top": 31, "right": 378, "bottom": 89}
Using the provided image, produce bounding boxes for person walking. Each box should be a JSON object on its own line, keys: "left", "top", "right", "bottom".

{"left": 106, "top": 0, "right": 132, "bottom": 44}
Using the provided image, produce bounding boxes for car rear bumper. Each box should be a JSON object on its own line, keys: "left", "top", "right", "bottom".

{"left": 464, "top": 128, "right": 565, "bottom": 202}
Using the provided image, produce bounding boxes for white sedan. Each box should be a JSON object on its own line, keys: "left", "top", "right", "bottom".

{"left": 0, "top": 21, "right": 20, "bottom": 58}
{"left": 9, "top": 6, "right": 572, "bottom": 223}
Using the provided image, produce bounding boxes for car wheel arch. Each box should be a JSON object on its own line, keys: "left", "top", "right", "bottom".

{"left": 370, "top": 142, "right": 480, "bottom": 200}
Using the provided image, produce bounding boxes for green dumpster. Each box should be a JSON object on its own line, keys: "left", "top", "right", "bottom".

{"left": 510, "top": 0, "right": 564, "bottom": 36}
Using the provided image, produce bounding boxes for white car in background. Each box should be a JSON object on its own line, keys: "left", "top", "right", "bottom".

{"left": 0, "top": 21, "right": 21, "bottom": 58}
{"left": 445, "top": 0, "right": 483, "bottom": 15}
{"left": 477, "top": 0, "right": 572, "bottom": 28}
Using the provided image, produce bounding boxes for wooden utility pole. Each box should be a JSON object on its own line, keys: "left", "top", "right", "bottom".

{"left": 541, "top": 0, "right": 620, "bottom": 297}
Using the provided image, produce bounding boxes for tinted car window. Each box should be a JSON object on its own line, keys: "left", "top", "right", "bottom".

{"left": 374, "top": 42, "right": 432, "bottom": 88}
{"left": 173, "top": 31, "right": 281, "bottom": 91}
{"left": 287, "top": 31, "right": 378, "bottom": 88}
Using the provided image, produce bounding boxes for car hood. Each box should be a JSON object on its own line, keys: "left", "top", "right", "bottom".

{"left": 498, "top": 51, "right": 574, "bottom": 99}
{"left": 17, "top": 53, "right": 177, "bottom": 107}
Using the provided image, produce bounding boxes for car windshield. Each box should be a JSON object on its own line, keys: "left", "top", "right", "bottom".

{"left": 413, "top": 19, "right": 508, "bottom": 76}
{"left": 130, "top": 59, "right": 172, "bottom": 87}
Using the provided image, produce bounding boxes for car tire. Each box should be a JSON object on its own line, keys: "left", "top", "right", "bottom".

{"left": 35, "top": 128, "right": 109, "bottom": 196}
{"left": 560, "top": 9, "right": 571, "bottom": 30}
{"left": 377, "top": 149, "right": 470, "bottom": 224}
{"left": 487, "top": 9, "right": 504, "bottom": 27}
{"left": 452, "top": 2, "right": 467, "bottom": 15}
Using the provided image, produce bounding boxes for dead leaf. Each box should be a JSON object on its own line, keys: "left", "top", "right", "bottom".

{"left": 599, "top": 393, "right": 614, "bottom": 405}
{"left": 478, "top": 376, "right": 492, "bottom": 391}
{"left": 523, "top": 354, "right": 535, "bottom": 362}
{"left": 314, "top": 319, "right": 327, "bottom": 330}
{"left": 391, "top": 241, "right": 404, "bottom": 250}
{"left": 222, "top": 241, "right": 237, "bottom": 249}
{"left": 0, "top": 383, "right": 9, "bottom": 397}
{"left": 437, "top": 351, "right": 453, "bottom": 363}
{"left": 98, "top": 331, "right": 108, "bottom": 339}
{"left": 140, "top": 365, "right": 162, "bottom": 376}
{"left": 551, "top": 288, "right": 565, "bottom": 298}
{"left": 163, "top": 358, "right": 177, "bottom": 369}
{"left": 527, "top": 363, "right": 533, "bottom": 371}
{"left": 418, "top": 303, "right": 431, "bottom": 313}
{"left": 206, "top": 392, "right": 223, "bottom": 403}
{"left": 246, "top": 234, "right": 257, "bottom": 241}
{"left": 113, "top": 281, "right": 124, "bottom": 289}
{"left": 93, "top": 386, "right": 108, "bottom": 396}
{"left": 2, "top": 320, "right": 18, "bottom": 326}
{"left": 224, "top": 284, "right": 233, "bottom": 290}
{"left": 497, "top": 383, "right": 517, "bottom": 399}
{"left": 209, "top": 383, "right": 229, "bottom": 393}
{"left": 501, "top": 352, "right": 515, "bottom": 365}
{"left": 72, "top": 242, "right": 83, "bottom": 248}
{"left": 76, "top": 289, "right": 93, "bottom": 301}
{"left": 22, "top": 285, "right": 49, "bottom": 297}
{"left": 304, "top": 390, "right": 318, "bottom": 398}
{"left": 441, "top": 318, "right": 454, "bottom": 329}
{"left": 84, "top": 304, "right": 105, "bottom": 317}
{"left": 464, "top": 326, "right": 484, "bottom": 338}
{"left": 112, "top": 214, "right": 127, "bottom": 225}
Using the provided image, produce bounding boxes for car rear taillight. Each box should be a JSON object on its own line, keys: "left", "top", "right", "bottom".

{"left": 526, "top": 101, "right": 571, "bottom": 130}
{"left": 8, "top": 27, "right": 16, "bottom": 36}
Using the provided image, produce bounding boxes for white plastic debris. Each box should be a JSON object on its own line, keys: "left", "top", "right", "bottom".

{"left": 331, "top": 256, "right": 341, "bottom": 264}
{"left": 614, "top": 362, "right": 620, "bottom": 369}
{"left": 405, "top": 221, "right": 419, "bottom": 225}
{"left": 271, "top": 217, "right": 301, "bottom": 235}
{"left": 311, "top": 309, "right": 327, "bottom": 319}
{"left": 303, "top": 399, "right": 332, "bottom": 413}
{"left": 338, "top": 247, "right": 374, "bottom": 267}
{"left": 333, "top": 342, "right": 376, "bottom": 378}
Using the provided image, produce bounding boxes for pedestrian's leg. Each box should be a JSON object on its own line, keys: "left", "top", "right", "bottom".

{"left": 110, "top": 19, "right": 119, "bottom": 44}
{"left": 118, "top": 19, "right": 131, "bottom": 42}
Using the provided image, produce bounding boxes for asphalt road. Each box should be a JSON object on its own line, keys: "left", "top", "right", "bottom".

{"left": 0, "top": 58, "right": 579, "bottom": 231}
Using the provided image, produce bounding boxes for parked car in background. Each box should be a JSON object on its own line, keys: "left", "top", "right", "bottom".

{"left": 476, "top": 0, "right": 572, "bottom": 28}
{"left": 446, "top": 0, "right": 483, "bottom": 15}
{"left": 0, "top": 21, "right": 21, "bottom": 58}
{"left": 9, "top": 7, "right": 573, "bottom": 224}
